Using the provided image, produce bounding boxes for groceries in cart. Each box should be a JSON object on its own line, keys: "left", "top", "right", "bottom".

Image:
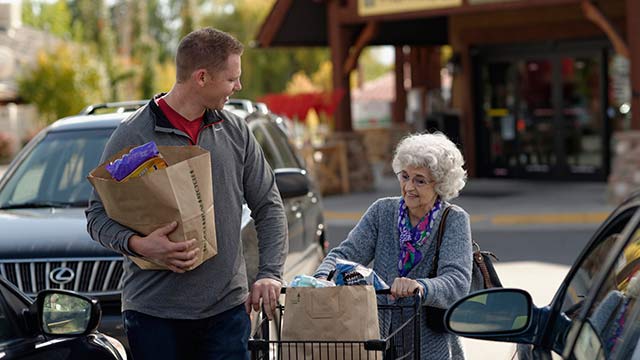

{"left": 327, "top": 259, "right": 390, "bottom": 290}
{"left": 289, "top": 274, "right": 335, "bottom": 288}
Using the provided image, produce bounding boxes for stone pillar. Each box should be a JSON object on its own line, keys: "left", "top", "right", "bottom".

{"left": 607, "top": 131, "right": 640, "bottom": 204}
{"left": 380, "top": 123, "right": 414, "bottom": 176}
{"left": 328, "top": 131, "right": 374, "bottom": 192}
{"left": 628, "top": 0, "right": 640, "bottom": 129}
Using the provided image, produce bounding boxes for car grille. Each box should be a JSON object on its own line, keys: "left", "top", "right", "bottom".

{"left": 0, "top": 257, "right": 123, "bottom": 298}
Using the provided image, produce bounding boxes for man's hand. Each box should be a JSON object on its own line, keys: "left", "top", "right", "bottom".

{"left": 128, "top": 221, "right": 199, "bottom": 273}
{"left": 390, "top": 277, "right": 424, "bottom": 300}
{"left": 245, "top": 278, "right": 282, "bottom": 320}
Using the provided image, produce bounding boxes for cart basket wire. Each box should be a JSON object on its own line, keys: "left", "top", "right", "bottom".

{"left": 249, "top": 288, "right": 422, "bottom": 360}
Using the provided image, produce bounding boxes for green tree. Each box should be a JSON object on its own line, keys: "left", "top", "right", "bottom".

{"left": 17, "top": 43, "right": 107, "bottom": 124}
{"left": 147, "top": 0, "right": 176, "bottom": 62}
{"left": 199, "top": 0, "right": 329, "bottom": 100}
{"left": 131, "top": 1, "right": 157, "bottom": 99}
{"left": 360, "top": 48, "right": 393, "bottom": 83}
{"left": 22, "top": 0, "right": 74, "bottom": 39}
{"left": 179, "top": 0, "right": 198, "bottom": 39}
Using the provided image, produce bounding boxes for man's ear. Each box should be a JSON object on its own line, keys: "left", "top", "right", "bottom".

{"left": 193, "top": 69, "right": 207, "bottom": 86}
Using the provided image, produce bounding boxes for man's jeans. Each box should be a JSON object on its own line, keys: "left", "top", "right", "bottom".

{"left": 123, "top": 304, "right": 250, "bottom": 360}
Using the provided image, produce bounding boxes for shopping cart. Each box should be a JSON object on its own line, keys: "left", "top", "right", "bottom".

{"left": 249, "top": 288, "right": 422, "bottom": 360}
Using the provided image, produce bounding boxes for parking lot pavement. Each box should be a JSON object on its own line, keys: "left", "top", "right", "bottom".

{"left": 322, "top": 170, "right": 615, "bottom": 230}
{"left": 460, "top": 261, "right": 570, "bottom": 359}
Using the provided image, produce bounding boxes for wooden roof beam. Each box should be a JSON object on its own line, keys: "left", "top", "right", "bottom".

{"left": 255, "top": 0, "right": 293, "bottom": 47}
{"left": 343, "top": 21, "right": 379, "bottom": 76}
{"left": 581, "top": 0, "right": 629, "bottom": 58}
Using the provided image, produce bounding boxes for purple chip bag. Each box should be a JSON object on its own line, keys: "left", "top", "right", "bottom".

{"left": 106, "top": 141, "right": 162, "bottom": 181}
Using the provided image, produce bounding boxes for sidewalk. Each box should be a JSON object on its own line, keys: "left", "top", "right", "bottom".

{"left": 322, "top": 169, "right": 615, "bottom": 230}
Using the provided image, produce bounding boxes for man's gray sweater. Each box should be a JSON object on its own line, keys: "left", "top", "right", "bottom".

{"left": 86, "top": 98, "right": 288, "bottom": 319}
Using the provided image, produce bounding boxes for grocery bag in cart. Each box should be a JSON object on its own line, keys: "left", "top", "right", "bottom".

{"left": 281, "top": 285, "right": 380, "bottom": 360}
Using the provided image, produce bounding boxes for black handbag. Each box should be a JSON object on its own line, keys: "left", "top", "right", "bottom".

{"left": 424, "top": 206, "right": 503, "bottom": 333}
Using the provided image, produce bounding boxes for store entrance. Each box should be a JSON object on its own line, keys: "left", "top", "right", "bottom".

{"left": 475, "top": 43, "right": 609, "bottom": 180}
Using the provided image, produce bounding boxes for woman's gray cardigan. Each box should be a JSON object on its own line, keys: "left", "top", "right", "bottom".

{"left": 314, "top": 197, "right": 473, "bottom": 359}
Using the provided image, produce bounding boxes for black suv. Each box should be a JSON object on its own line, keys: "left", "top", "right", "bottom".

{"left": 0, "top": 101, "right": 327, "bottom": 346}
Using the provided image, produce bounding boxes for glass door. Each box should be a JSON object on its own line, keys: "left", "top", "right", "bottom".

{"left": 477, "top": 45, "right": 607, "bottom": 180}
{"left": 480, "top": 59, "right": 556, "bottom": 177}
{"left": 561, "top": 56, "right": 604, "bottom": 175}
{"left": 516, "top": 59, "right": 556, "bottom": 174}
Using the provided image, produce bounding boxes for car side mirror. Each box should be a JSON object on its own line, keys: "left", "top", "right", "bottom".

{"left": 275, "top": 168, "right": 310, "bottom": 199}
{"left": 36, "top": 290, "right": 101, "bottom": 336}
{"left": 445, "top": 288, "right": 533, "bottom": 335}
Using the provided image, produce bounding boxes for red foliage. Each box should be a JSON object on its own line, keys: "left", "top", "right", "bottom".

{"left": 258, "top": 88, "right": 345, "bottom": 121}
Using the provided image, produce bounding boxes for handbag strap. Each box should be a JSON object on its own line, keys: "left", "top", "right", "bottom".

{"left": 428, "top": 206, "right": 451, "bottom": 278}
{"left": 474, "top": 250, "right": 495, "bottom": 288}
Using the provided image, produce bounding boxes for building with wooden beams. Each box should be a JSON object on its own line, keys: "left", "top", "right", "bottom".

{"left": 256, "top": 0, "right": 639, "bottom": 192}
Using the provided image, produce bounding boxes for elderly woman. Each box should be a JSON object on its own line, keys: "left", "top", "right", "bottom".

{"left": 314, "top": 132, "right": 472, "bottom": 359}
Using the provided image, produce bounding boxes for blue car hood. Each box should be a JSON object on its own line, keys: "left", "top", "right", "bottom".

{"left": 0, "top": 208, "right": 120, "bottom": 259}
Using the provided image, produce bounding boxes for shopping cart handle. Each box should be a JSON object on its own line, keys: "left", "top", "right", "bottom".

{"left": 280, "top": 287, "right": 419, "bottom": 296}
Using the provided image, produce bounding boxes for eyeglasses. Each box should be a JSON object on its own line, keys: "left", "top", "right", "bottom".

{"left": 396, "top": 171, "right": 433, "bottom": 187}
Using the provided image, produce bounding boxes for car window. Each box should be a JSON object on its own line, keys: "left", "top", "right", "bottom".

{"left": 0, "top": 129, "right": 112, "bottom": 207}
{"left": 263, "top": 122, "right": 300, "bottom": 168}
{"left": 561, "top": 233, "right": 622, "bottom": 319}
{"left": 251, "top": 124, "right": 281, "bottom": 169}
{"left": 538, "top": 207, "right": 640, "bottom": 359}
{"left": 559, "top": 207, "right": 639, "bottom": 320}
{"left": 577, "top": 227, "right": 640, "bottom": 359}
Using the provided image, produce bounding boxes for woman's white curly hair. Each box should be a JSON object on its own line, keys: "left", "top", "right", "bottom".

{"left": 391, "top": 132, "right": 467, "bottom": 201}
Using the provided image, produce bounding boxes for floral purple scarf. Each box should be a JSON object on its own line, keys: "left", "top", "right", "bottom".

{"left": 397, "top": 198, "right": 442, "bottom": 277}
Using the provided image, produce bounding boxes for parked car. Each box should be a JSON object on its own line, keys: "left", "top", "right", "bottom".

{"left": 223, "top": 98, "right": 256, "bottom": 114}
{"left": 444, "top": 192, "right": 640, "bottom": 359}
{"left": 0, "top": 276, "right": 126, "bottom": 359}
{"left": 0, "top": 100, "right": 327, "bottom": 346}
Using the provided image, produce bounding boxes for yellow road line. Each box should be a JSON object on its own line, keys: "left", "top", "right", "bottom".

{"left": 491, "top": 212, "right": 609, "bottom": 225}
{"left": 324, "top": 211, "right": 609, "bottom": 225}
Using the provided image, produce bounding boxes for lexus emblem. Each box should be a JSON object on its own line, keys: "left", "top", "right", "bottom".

{"left": 49, "top": 267, "right": 75, "bottom": 285}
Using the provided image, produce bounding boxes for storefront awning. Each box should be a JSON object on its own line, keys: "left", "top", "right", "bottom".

{"left": 256, "top": 0, "right": 449, "bottom": 48}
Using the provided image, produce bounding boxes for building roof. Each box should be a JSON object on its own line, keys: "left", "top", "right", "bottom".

{"left": 255, "top": 0, "right": 448, "bottom": 48}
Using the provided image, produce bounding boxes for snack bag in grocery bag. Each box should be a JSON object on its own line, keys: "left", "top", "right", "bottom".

{"left": 88, "top": 145, "right": 217, "bottom": 270}
{"left": 281, "top": 285, "right": 380, "bottom": 360}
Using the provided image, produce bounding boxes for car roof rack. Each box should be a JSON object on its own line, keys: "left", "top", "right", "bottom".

{"left": 80, "top": 100, "right": 148, "bottom": 115}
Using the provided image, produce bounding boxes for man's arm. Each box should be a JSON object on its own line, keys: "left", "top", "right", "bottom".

{"left": 240, "top": 122, "right": 288, "bottom": 319}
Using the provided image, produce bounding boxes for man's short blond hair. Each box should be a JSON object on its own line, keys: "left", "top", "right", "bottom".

{"left": 175, "top": 27, "right": 244, "bottom": 82}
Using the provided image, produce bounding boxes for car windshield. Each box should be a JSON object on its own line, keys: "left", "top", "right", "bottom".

{"left": 0, "top": 128, "right": 113, "bottom": 209}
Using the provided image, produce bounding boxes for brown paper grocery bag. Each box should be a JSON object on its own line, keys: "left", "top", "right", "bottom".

{"left": 281, "top": 286, "right": 380, "bottom": 360}
{"left": 88, "top": 145, "right": 217, "bottom": 270}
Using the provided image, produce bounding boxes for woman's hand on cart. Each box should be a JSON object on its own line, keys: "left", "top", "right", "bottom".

{"left": 389, "top": 277, "right": 424, "bottom": 300}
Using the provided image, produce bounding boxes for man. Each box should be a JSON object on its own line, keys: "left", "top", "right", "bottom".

{"left": 86, "top": 27, "right": 287, "bottom": 360}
